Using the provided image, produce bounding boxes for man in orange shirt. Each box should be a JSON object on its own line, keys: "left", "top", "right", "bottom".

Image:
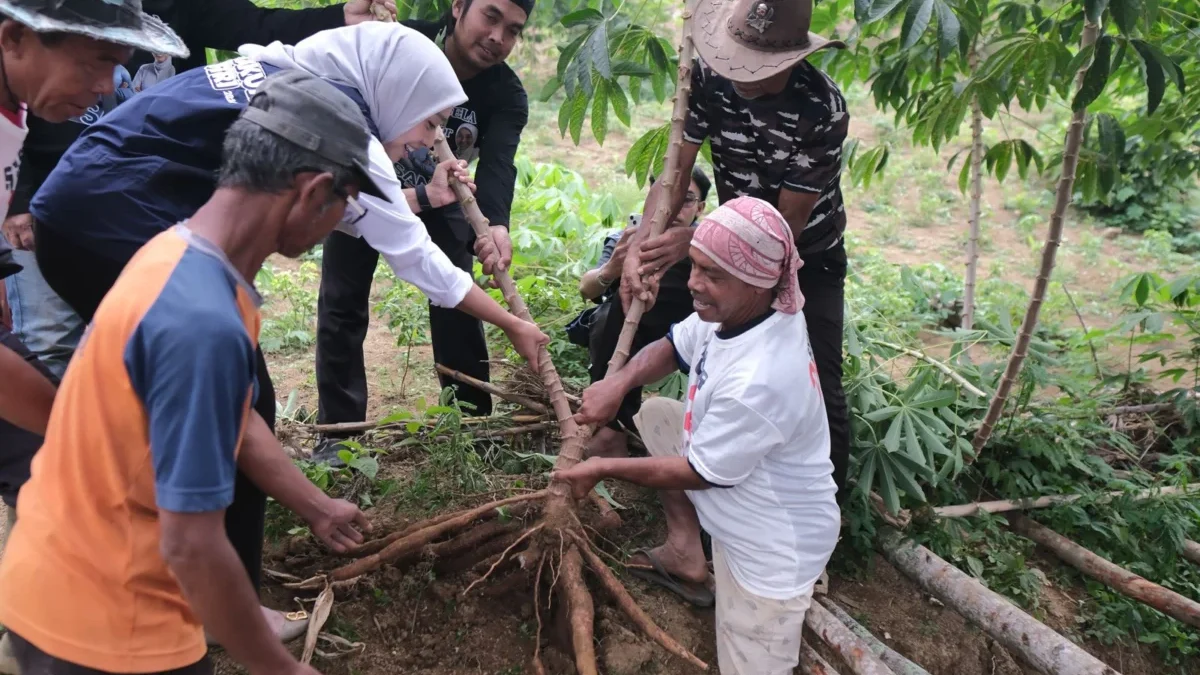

{"left": 0, "top": 70, "right": 379, "bottom": 675}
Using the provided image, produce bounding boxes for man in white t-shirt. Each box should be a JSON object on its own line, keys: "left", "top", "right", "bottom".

{"left": 555, "top": 196, "right": 839, "bottom": 675}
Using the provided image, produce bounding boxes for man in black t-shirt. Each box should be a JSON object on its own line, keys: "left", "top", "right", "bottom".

{"left": 315, "top": 0, "right": 531, "bottom": 452}
{"left": 620, "top": 0, "right": 854, "bottom": 503}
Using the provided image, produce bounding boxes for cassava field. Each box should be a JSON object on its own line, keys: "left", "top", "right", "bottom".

{"left": 219, "top": 1, "right": 1200, "bottom": 674}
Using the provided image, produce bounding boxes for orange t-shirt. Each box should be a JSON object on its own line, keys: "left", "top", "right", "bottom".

{"left": 0, "top": 226, "right": 261, "bottom": 672}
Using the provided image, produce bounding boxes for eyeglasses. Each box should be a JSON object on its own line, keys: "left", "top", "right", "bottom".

{"left": 683, "top": 193, "right": 702, "bottom": 205}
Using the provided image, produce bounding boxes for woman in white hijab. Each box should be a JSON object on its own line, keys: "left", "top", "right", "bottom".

{"left": 239, "top": 23, "right": 546, "bottom": 365}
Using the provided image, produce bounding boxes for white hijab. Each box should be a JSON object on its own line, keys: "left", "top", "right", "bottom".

{"left": 238, "top": 23, "right": 466, "bottom": 144}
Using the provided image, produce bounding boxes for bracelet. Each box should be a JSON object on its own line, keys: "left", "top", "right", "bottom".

{"left": 596, "top": 269, "right": 614, "bottom": 287}
{"left": 415, "top": 183, "right": 434, "bottom": 212}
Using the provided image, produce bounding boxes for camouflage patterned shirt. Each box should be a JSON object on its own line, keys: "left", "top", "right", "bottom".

{"left": 684, "top": 58, "right": 849, "bottom": 256}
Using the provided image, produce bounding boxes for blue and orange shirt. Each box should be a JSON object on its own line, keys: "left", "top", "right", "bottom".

{"left": 0, "top": 225, "right": 261, "bottom": 672}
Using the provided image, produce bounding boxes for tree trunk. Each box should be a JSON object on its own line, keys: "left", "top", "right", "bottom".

{"left": 1010, "top": 516, "right": 1200, "bottom": 628}
{"left": 970, "top": 20, "right": 1102, "bottom": 456}
{"left": 819, "top": 599, "right": 931, "bottom": 675}
{"left": 932, "top": 485, "right": 1197, "bottom": 518}
{"left": 963, "top": 50, "right": 984, "bottom": 332}
{"left": 804, "top": 600, "right": 896, "bottom": 675}
{"left": 878, "top": 528, "right": 1120, "bottom": 675}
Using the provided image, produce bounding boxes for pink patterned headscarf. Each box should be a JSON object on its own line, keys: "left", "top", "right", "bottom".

{"left": 690, "top": 196, "right": 804, "bottom": 314}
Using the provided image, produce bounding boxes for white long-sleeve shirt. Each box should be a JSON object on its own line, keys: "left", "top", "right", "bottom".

{"left": 335, "top": 138, "right": 473, "bottom": 308}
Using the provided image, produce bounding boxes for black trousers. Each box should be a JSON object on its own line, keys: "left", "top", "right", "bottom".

{"left": 33, "top": 223, "right": 273, "bottom": 589}
{"left": 799, "top": 241, "right": 851, "bottom": 503}
{"left": 587, "top": 300, "right": 678, "bottom": 434}
{"left": 10, "top": 631, "right": 213, "bottom": 675}
{"left": 315, "top": 229, "right": 492, "bottom": 426}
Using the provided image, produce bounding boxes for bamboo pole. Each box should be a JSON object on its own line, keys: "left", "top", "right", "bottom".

{"left": 878, "top": 528, "right": 1120, "bottom": 675}
{"left": 1010, "top": 515, "right": 1200, "bottom": 628}
{"left": 804, "top": 600, "right": 895, "bottom": 675}
{"left": 435, "top": 364, "right": 549, "bottom": 415}
{"left": 819, "top": 599, "right": 931, "bottom": 675}
{"left": 932, "top": 485, "right": 1198, "bottom": 518}
{"left": 970, "top": 19, "right": 1102, "bottom": 456}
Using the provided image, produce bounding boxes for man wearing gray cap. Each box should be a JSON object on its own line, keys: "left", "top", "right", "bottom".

{"left": 0, "top": 70, "right": 378, "bottom": 675}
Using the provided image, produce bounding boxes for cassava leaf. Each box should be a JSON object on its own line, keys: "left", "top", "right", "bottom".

{"left": 591, "top": 79, "right": 609, "bottom": 145}
{"left": 901, "top": 0, "right": 935, "bottom": 49}
{"left": 933, "top": 0, "right": 960, "bottom": 59}
{"left": 560, "top": 8, "right": 603, "bottom": 28}
{"left": 1110, "top": 0, "right": 1141, "bottom": 35}
{"left": 609, "top": 80, "right": 631, "bottom": 126}
{"left": 1073, "top": 35, "right": 1114, "bottom": 111}
{"left": 1084, "top": 0, "right": 1110, "bottom": 23}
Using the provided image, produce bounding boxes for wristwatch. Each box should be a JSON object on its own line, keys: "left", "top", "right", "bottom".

{"left": 415, "top": 183, "right": 434, "bottom": 212}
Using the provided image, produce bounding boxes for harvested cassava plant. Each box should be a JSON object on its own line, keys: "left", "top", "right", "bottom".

{"left": 290, "top": 12, "right": 708, "bottom": 673}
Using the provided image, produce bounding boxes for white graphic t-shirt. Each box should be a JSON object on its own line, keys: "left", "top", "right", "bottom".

{"left": 0, "top": 105, "right": 28, "bottom": 222}
{"left": 668, "top": 310, "right": 840, "bottom": 600}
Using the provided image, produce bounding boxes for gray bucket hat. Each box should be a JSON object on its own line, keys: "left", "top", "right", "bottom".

{"left": 0, "top": 0, "right": 188, "bottom": 59}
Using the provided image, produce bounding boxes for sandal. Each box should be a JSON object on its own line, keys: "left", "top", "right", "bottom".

{"left": 625, "top": 548, "right": 714, "bottom": 608}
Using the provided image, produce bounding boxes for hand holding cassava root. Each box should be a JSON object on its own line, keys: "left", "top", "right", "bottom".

{"left": 294, "top": 19, "right": 708, "bottom": 674}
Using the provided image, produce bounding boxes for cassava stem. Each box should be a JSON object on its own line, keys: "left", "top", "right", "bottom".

{"left": 969, "top": 20, "right": 1101, "bottom": 456}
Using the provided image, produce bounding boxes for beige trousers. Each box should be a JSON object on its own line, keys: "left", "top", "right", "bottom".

{"left": 633, "top": 397, "right": 812, "bottom": 675}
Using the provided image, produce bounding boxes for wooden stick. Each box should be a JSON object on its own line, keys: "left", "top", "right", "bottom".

{"left": 431, "top": 134, "right": 579, "bottom": 454}
{"left": 309, "top": 414, "right": 544, "bottom": 435}
{"left": 435, "top": 364, "right": 549, "bottom": 415}
{"left": 1010, "top": 515, "right": 1200, "bottom": 628}
{"left": 803, "top": 600, "right": 895, "bottom": 675}
{"left": 800, "top": 642, "right": 842, "bottom": 675}
{"left": 878, "top": 528, "right": 1120, "bottom": 675}
{"left": 819, "top": 599, "right": 930, "bottom": 675}
{"left": 932, "top": 485, "right": 1197, "bottom": 519}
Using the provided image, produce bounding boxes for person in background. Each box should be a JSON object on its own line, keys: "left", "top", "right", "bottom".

{"left": 556, "top": 197, "right": 838, "bottom": 675}
{"left": 619, "top": 0, "right": 853, "bottom": 503}
{"left": 2, "top": 0, "right": 394, "bottom": 394}
{"left": 314, "top": 0, "right": 531, "bottom": 462}
{"left": 133, "top": 53, "right": 175, "bottom": 92}
{"left": 112, "top": 64, "right": 134, "bottom": 102}
{"left": 0, "top": 70, "right": 378, "bottom": 675}
{"left": 576, "top": 167, "right": 710, "bottom": 459}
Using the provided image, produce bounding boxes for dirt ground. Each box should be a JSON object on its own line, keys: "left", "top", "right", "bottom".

{"left": 201, "top": 455, "right": 1188, "bottom": 675}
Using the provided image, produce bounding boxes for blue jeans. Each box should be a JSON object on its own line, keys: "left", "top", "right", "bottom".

{"left": 4, "top": 249, "right": 84, "bottom": 379}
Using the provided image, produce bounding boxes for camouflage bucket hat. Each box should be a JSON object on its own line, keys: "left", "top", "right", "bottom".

{"left": 693, "top": 0, "right": 844, "bottom": 82}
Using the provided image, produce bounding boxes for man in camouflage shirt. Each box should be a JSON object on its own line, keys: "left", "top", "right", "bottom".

{"left": 620, "top": 0, "right": 851, "bottom": 503}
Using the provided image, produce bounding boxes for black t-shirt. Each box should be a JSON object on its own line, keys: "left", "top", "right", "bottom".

{"left": 684, "top": 58, "right": 848, "bottom": 256}
{"left": 394, "top": 20, "right": 529, "bottom": 244}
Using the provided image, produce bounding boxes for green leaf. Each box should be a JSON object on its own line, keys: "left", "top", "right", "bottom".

{"left": 1073, "top": 35, "right": 1113, "bottom": 111}
{"left": 1084, "top": 0, "right": 1110, "bottom": 23}
{"left": 901, "top": 0, "right": 935, "bottom": 49}
{"left": 913, "top": 389, "right": 957, "bottom": 409}
{"left": 537, "top": 75, "right": 561, "bottom": 103}
{"left": 933, "top": 1, "right": 960, "bottom": 59}
{"left": 561, "top": 8, "right": 603, "bottom": 28}
{"left": 903, "top": 413, "right": 922, "bottom": 460}
{"left": 557, "top": 33, "right": 588, "bottom": 83}
{"left": 593, "top": 481, "right": 625, "bottom": 509}
{"left": 1110, "top": 0, "right": 1141, "bottom": 35}
{"left": 568, "top": 90, "right": 588, "bottom": 144}
{"left": 609, "top": 81, "right": 631, "bottom": 127}
{"left": 994, "top": 142, "right": 1012, "bottom": 183}
{"left": 611, "top": 61, "right": 652, "bottom": 78}
{"left": 877, "top": 457, "right": 901, "bottom": 514}
{"left": 377, "top": 410, "right": 413, "bottom": 425}
{"left": 868, "top": 0, "right": 907, "bottom": 22}
{"left": 939, "top": 407, "right": 969, "bottom": 427}
{"left": 1131, "top": 39, "right": 1176, "bottom": 114}
{"left": 855, "top": 0, "right": 873, "bottom": 23}
{"left": 557, "top": 98, "right": 571, "bottom": 137}
{"left": 587, "top": 21, "right": 612, "bottom": 80}
{"left": 864, "top": 405, "right": 902, "bottom": 422}
{"left": 591, "top": 79, "right": 609, "bottom": 144}
{"left": 888, "top": 455, "right": 927, "bottom": 501}
{"left": 1135, "top": 274, "right": 1151, "bottom": 307}
{"left": 958, "top": 153, "right": 971, "bottom": 195}
{"left": 857, "top": 451, "right": 879, "bottom": 500}
{"left": 1095, "top": 113, "right": 1124, "bottom": 195}
{"left": 348, "top": 455, "right": 379, "bottom": 480}
{"left": 884, "top": 415, "right": 904, "bottom": 453}
{"left": 966, "top": 555, "right": 986, "bottom": 578}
